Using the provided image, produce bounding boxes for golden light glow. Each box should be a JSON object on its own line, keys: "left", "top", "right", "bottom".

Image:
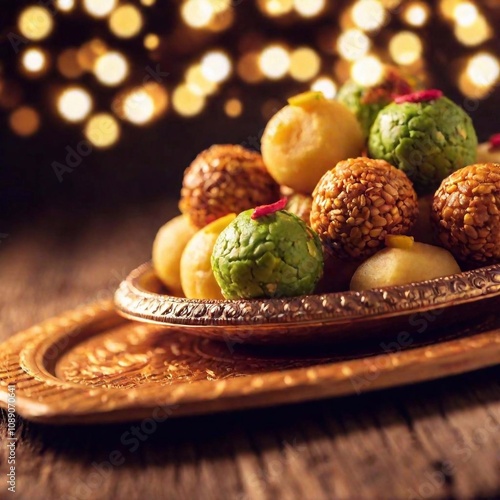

{"left": 380, "top": 0, "right": 401, "bottom": 8}
{"left": 57, "top": 48, "right": 84, "bottom": 78}
{"left": 144, "top": 34, "right": 160, "bottom": 50}
{"left": 186, "top": 65, "right": 218, "bottom": 96}
{"left": 123, "top": 89, "right": 155, "bottom": 124}
{"left": 9, "top": 107, "right": 40, "bottom": 137}
{"left": 453, "top": 2, "right": 478, "bottom": 27}
{"left": 94, "top": 52, "right": 129, "bottom": 86}
{"left": 237, "top": 53, "right": 263, "bottom": 83}
{"left": 172, "top": 84, "right": 205, "bottom": 116}
{"left": 58, "top": 88, "right": 93, "bottom": 122}
{"left": 402, "top": 2, "right": 429, "bottom": 27}
{"left": 466, "top": 53, "right": 500, "bottom": 88}
{"left": 200, "top": 51, "right": 232, "bottom": 83}
{"left": 141, "top": 0, "right": 156, "bottom": 5}
{"left": 84, "top": 113, "right": 120, "bottom": 148}
{"left": 18, "top": 7, "right": 54, "bottom": 41}
{"left": 289, "top": 47, "right": 321, "bottom": 81}
{"left": 83, "top": 0, "right": 117, "bottom": 18}
{"left": 224, "top": 98, "right": 243, "bottom": 117}
{"left": 208, "top": 0, "right": 231, "bottom": 14}
{"left": 389, "top": 31, "right": 423, "bottom": 65}
{"left": 294, "top": 0, "right": 325, "bottom": 17}
{"left": 458, "top": 71, "right": 490, "bottom": 99}
{"left": 440, "top": 0, "right": 460, "bottom": 19}
{"left": 77, "top": 39, "right": 107, "bottom": 71}
{"left": 337, "top": 29, "right": 370, "bottom": 61}
{"left": 109, "top": 5, "right": 143, "bottom": 38}
{"left": 181, "top": 0, "right": 214, "bottom": 28}
{"left": 259, "top": 46, "right": 290, "bottom": 79}
{"left": 454, "top": 16, "right": 491, "bottom": 46}
{"left": 351, "top": 55, "right": 384, "bottom": 86}
{"left": 56, "top": 0, "right": 75, "bottom": 12}
{"left": 22, "top": 48, "right": 47, "bottom": 74}
{"left": 311, "top": 77, "right": 337, "bottom": 98}
{"left": 352, "top": 0, "right": 385, "bottom": 31}
{"left": 258, "top": 0, "right": 294, "bottom": 16}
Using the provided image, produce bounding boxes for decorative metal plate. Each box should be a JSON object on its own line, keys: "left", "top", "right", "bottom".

{"left": 114, "top": 262, "right": 500, "bottom": 345}
{"left": 1, "top": 300, "right": 500, "bottom": 424}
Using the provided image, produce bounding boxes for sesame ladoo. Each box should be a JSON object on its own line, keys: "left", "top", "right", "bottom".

{"left": 179, "top": 144, "right": 280, "bottom": 228}
{"left": 310, "top": 157, "right": 418, "bottom": 260}
{"left": 432, "top": 163, "right": 500, "bottom": 265}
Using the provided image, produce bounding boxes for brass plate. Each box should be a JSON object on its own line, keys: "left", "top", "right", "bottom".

{"left": 1, "top": 300, "right": 500, "bottom": 424}
{"left": 114, "top": 262, "right": 500, "bottom": 345}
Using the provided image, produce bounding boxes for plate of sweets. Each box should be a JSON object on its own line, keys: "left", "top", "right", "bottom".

{"left": 115, "top": 77, "right": 500, "bottom": 346}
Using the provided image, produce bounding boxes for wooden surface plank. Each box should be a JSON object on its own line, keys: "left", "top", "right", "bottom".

{"left": 1, "top": 201, "right": 500, "bottom": 500}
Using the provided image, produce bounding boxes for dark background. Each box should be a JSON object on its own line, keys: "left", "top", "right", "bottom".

{"left": 0, "top": 0, "right": 499, "bottom": 230}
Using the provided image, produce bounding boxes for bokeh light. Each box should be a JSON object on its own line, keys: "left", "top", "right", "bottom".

{"left": 402, "top": 2, "right": 429, "bottom": 27}
{"left": 311, "top": 77, "right": 337, "bottom": 98}
{"left": 453, "top": 2, "right": 478, "bottom": 27}
{"left": 258, "top": 0, "right": 294, "bottom": 17}
{"left": 22, "top": 48, "right": 47, "bottom": 75}
{"left": 84, "top": 113, "right": 120, "bottom": 148}
{"left": 57, "top": 48, "right": 84, "bottom": 79}
{"left": 454, "top": 16, "right": 491, "bottom": 46}
{"left": 389, "top": 31, "right": 423, "bottom": 65}
{"left": 237, "top": 53, "right": 263, "bottom": 83}
{"left": 337, "top": 29, "right": 371, "bottom": 61}
{"left": 9, "top": 107, "right": 40, "bottom": 137}
{"left": 83, "top": 0, "right": 117, "bottom": 18}
{"left": 141, "top": 0, "right": 156, "bottom": 5}
{"left": 294, "top": 0, "right": 325, "bottom": 18}
{"left": 144, "top": 34, "right": 160, "bottom": 50}
{"left": 56, "top": 0, "right": 75, "bottom": 12}
{"left": 58, "top": 88, "right": 93, "bottom": 122}
{"left": 123, "top": 89, "right": 155, "bottom": 124}
{"left": 94, "top": 52, "right": 129, "bottom": 86}
{"left": 200, "top": 51, "right": 232, "bottom": 83}
{"left": 18, "top": 7, "right": 54, "bottom": 41}
{"left": 186, "top": 65, "right": 218, "bottom": 96}
{"left": 466, "top": 53, "right": 500, "bottom": 88}
{"left": 259, "top": 46, "right": 290, "bottom": 79}
{"left": 351, "top": 55, "right": 384, "bottom": 86}
{"left": 181, "top": 0, "right": 214, "bottom": 28}
{"left": 109, "top": 5, "right": 144, "bottom": 38}
{"left": 224, "top": 98, "right": 243, "bottom": 117}
{"left": 172, "top": 84, "right": 206, "bottom": 116}
{"left": 289, "top": 47, "right": 321, "bottom": 81}
{"left": 352, "top": 0, "right": 386, "bottom": 32}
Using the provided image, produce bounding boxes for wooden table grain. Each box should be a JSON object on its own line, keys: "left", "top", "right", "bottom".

{"left": 1, "top": 200, "right": 500, "bottom": 500}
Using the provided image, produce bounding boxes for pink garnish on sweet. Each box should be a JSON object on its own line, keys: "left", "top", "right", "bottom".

{"left": 394, "top": 89, "right": 443, "bottom": 104}
{"left": 489, "top": 134, "right": 500, "bottom": 152}
{"left": 251, "top": 197, "right": 288, "bottom": 219}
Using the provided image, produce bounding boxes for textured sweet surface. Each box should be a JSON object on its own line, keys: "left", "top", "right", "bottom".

{"left": 432, "top": 163, "right": 500, "bottom": 264}
{"left": 368, "top": 97, "right": 477, "bottom": 193}
{"left": 310, "top": 157, "right": 418, "bottom": 259}
{"left": 179, "top": 144, "right": 280, "bottom": 228}
{"left": 212, "top": 209, "right": 323, "bottom": 299}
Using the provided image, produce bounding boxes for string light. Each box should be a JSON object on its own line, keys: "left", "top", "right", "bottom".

{"left": 94, "top": 52, "right": 129, "bottom": 86}
{"left": 172, "top": 84, "right": 205, "bottom": 116}
{"left": 22, "top": 48, "right": 47, "bottom": 74}
{"left": 259, "top": 46, "right": 290, "bottom": 79}
{"left": 337, "top": 29, "right": 371, "bottom": 61}
{"left": 200, "top": 51, "right": 232, "bottom": 83}
{"left": 352, "top": 0, "right": 386, "bottom": 32}
{"left": 18, "top": 7, "right": 54, "bottom": 41}
{"left": 351, "top": 55, "right": 383, "bottom": 86}
{"left": 289, "top": 47, "right": 321, "bottom": 81}
{"left": 466, "top": 53, "right": 500, "bottom": 88}
{"left": 109, "top": 5, "right": 144, "bottom": 38}
{"left": 402, "top": 2, "right": 429, "bottom": 27}
{"left": 224, "top": 98, "right": 243, "bottom": 117}
{"left": 389, "top": 31, "right": 423, "bottom": 65}
{"left": 311, "top": 77, "right": 337, "bottom": 98}
{"left": 9, "top": 107, "right": 40, "bottom": 137}
{"left": 294, "top": 0, "right": 325, "bottom": 18}
{"left": 58, "top": 88, "right": 93, "bottom": 122}
{"left": 85, "top": 113, "right": 120, "bottom": 147}
{"left": 83, "top": 0, "right": 117, "bottom": 18}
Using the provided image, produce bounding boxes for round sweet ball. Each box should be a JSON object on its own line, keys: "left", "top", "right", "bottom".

{"left": 368, "top": 90, "right": 478, "bottom": 194}
{"left": 431, "top": 163, "right": 500, "bottom": 265}
{"left": 211, "top": 208, "right": 323, "bottom": 299}
{"left": 152, "top": 215, "right": 198, "bottom": 296}
{"left": 179, "top": 144, "right": 280, "bottom": 228}
{"left": 285, "top": 192, "right": 312, "bottom": 224}
{"left": 180, "top": 213, "right": 236, "bottom": 299}
{"left": 310, "top": 157, "right": 419, "bottom": 260}
{"left": 261, "top": 92, "right": 364, "bottom": 194}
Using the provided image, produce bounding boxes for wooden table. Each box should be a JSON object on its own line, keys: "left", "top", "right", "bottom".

{"left": 1, "top": 200, "right": 500, "bottom": 500}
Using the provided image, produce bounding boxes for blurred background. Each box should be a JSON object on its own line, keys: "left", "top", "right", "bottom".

{"left": 1, "top": 0, "right": 499, "bottom": 226}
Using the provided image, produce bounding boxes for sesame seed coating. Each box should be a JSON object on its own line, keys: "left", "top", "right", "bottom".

{"left": 310, "top": 157, "right": 419, "bottom": 260}
{"left": 179, "top": 144, "right": 280, "bottom": 228}
{"left": 431, "top": 163, "right": 500, "bottom": 265}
